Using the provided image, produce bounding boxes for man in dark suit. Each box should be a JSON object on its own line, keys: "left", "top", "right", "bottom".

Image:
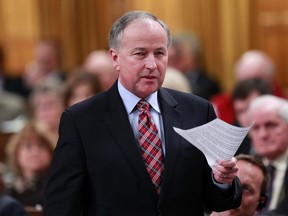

{"left": 44, "top": 11, "right": 242, "bottom": 216}
{"left": 168, "top": 32, "right": 220, "bottom": 101}
{"left": 247, "top": 95, "right": 288, "bottom": 215}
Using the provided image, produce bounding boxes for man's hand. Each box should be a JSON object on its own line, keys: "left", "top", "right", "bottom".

{"left": 213, "top": 157, "right": 238, "bottom": 184}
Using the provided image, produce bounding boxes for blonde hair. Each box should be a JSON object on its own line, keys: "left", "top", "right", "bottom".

{"left": 5, "top": 121, "right": 57, "bottom": 175}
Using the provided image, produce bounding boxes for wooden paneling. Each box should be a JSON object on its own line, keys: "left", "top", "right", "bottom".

{"left": 1, "top": 0, "right": 287, "bottom": 95}
{"left": 250, "top": 0, "right": 288, "bottom": 96}
{"left": 124, "top": 0, "right": 250, "bottom": 92}
{"left": 0, "top": 0, "right": 40, "bottom": 75}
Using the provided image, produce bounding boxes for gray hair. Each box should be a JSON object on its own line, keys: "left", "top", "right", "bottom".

{"left": 172, "top": 31, "right": 202, "bottom": 59}
{"left": 109, "top": 10, "right": 172, "bottom": 50}
{"left": 234, "top": 50, "right": 275, "bottom": 80}
{"left": 248, "top": 95, "right": 288, "bottom": 123}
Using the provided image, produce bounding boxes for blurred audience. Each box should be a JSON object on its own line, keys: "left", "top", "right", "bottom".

{"left": 234, "top": 51, "right": 285, "bottom": 98}
{"left": 28, "top": 77, "right": 65, "bottom": 136}
{"left": 0, "top": 45, "right": 28, "bottom": 98}
{"left": 162, "top": 67, "right": 192, "bottom": 93}
{"left": 247, "top": 95, "right": 288, "bottom": 215}
{"left": 232, "top": 78, "right": 272, "bottom": 155}
{"left": 62, "top": 69, "right": 102, "bottom": 107}
{"left": 211, "top": 154, "right": 268, "bottom": 216}
{"left": 4, "top": 121, "right": 57, "bottom": 208}
{"left": 21, "top": 39, "right": 66, "bottom": 98}
{"left": 0, "top": 46, "right": 28, "bottom": 134}
{"left": 0, "top": 163, "right": 29, "bottom": 216}
{"left": 211, "top": 50, "right": 286, "bottom": 124}
{"left": 168, "top": 31, "right": 220, "bottom": 100}
{"left": 0, "top": 91, "right": 28, "bottom": 123}
{"left": 83, "top": 50, "right": 118, "bottom": 90}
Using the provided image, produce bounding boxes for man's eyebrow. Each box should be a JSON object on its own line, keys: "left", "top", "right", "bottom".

{"left": 132, "top": 47, "right": 146, "bottom": 52}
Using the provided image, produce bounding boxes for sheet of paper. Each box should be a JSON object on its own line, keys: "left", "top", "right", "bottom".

{"left": 173, "top": 118, "right": 253, "bottom": 168}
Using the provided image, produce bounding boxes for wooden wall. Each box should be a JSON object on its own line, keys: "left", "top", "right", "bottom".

{"left": 0, "top": 0, "right": 287, "bottom": 94}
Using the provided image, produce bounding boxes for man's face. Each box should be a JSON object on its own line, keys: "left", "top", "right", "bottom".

{"left": 249, "top": 106, "right": 288, "bottom": 160}
{"left": 214, "top": 160, "right": 264, "bottom": 216}
{"left": 110, "top": 19, "right": 168, "bottom": 98}
{"left": 233, "top": 91, "right": 260, "bottom": 127}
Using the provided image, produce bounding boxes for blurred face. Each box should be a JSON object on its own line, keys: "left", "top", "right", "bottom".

{"left": 213, "top": 160, "right": 264, "bottom": 216}
{"left": 17, "top": 133, "right": 52, "bottom": 177}
{"left": 249, "top": 107, "right": 288, "bottom": 160}
{"left": 84, "top": 52, "right": 117, "bottom": 90}
{"left": 68, "top": 83, "right": 95, "bottom": 106}
{"left": 110, "top": 19, "right": 168, "bottom": 98}
{"left": 34, "top": 93, "right": 64, "bottom": 133}
{"left": 233, "top": 91, "right": 260, "bottom": 127}
{"left": 35, "top": 44, "right": 58, "bottom": 74}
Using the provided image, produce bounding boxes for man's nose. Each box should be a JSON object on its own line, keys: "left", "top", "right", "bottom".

{"left": 145, "top": 54, "right": 157, "bottom": 70}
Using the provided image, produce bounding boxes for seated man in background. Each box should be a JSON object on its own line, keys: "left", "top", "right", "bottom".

{"left": 232, "top": 78, "right": 272, "bottom": 155}
{"left": 82, "top": 50, "right": 118, "bottom": 91}
{"left": 211, "top": 154, "right": 268, "bottom": 216}
{"left": 211, "top": 50, "right": 286, "bottom": 124}
{"left": 247, "top": 95, "right": 288, "bottom": 215}
{"left": 168, "top": 32, "right": 220, "bottom": 100}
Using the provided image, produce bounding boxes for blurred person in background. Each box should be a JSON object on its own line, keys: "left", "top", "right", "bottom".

{"left": 62, "top": 69, "right": 102, "bottom": 107}
{"left": 211, "top": 154, "right": 268, "bottom": 216}
{"left": 0, "top": 45, "right": 29, "bottom": 98}
{"left": 0, "top": 45, "right": 28, "bottom": 122}
{"left": 168, "top": 32, "right": 220, "bottom": 100}
{"left": 0, "top": 163, "right": 29, "bottom": 216}
{"left": 211, "top": 50, "right": 286, "bottom": 124}
{"left": 4, "top": 121, "right": 57, "bottom": 208}
{"left": 161, "top": 66, "right": 192, "bottom": 93}
{"left": 234, "top": 50, "right": 285, "bottom": 98}
{"left": 28, "top": 77, "right": 65, "bottom": 136}
{"left": 232, "top": 78, "right": 272, "bottom": 155}
{"left": 247, "top": 95, "right": 288, "bottom": 215}
{"left": 21, "top": 39, "right": 66, "bottom": 98}
{"left": 83, "top": 50, "right": 118, "bottom": 90}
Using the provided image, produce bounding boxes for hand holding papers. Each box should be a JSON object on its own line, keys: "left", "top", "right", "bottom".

{"left": 173, "top": 118, "right": 253, "bottom": 169}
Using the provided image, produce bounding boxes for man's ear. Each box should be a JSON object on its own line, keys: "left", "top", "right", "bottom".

{"left": 109, "top": 49, "right": 119, "bottom": 71}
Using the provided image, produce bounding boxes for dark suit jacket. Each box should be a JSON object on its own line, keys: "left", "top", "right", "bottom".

{"left": 0, "top": 195, "right": 29, "bottom": 216}
{"left": 44, "top": 82, "right": 241, "bottom": 216}
{"left": 267, "top": 163, "right": 288, "bottom": 215}
{"left": 186, "top": 69, "right": 220, "bottom": 100}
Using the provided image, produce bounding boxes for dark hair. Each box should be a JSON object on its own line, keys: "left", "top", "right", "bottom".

{"left": 109, "top": 10, "right": 171, "bottom": 50}
{"left": 232, "top": 78, "right": 272, "bottom": 100}
{"left": 235, "top": 154, "right": 268, "bottom": 197}
{"left": 62, "top": 70, "right": 102, "bottom": 107}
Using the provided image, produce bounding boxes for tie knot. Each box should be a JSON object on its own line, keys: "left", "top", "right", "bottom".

{"left": 137, "top": 100, "right": 150, "bottom": 112}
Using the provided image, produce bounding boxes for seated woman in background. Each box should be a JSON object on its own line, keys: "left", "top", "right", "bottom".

{"left": 4, "top": 121, "right": 57, "bottom": 208}
{"left": 62, "top": 69, "right": 102, "bottom": 107}
{"left": 28, "top": 76, "right": 65, "bottom": 136}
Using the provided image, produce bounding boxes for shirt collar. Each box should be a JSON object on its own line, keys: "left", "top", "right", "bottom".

{"left": 264, "top": 149, "right": 288, "bottom": 171}
{"left": 117, "top": 80, "right": 161, "bottom": 114}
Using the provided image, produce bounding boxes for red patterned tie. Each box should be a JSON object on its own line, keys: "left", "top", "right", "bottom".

{"left": 137, "top": 99, "right": 164, "bottom": 194}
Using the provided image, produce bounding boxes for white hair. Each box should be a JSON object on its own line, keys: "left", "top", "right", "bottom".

{"left": 248, "top": 95, "right": 288, "bottom": 123}
{"left": 234, "top": 50, "right": 275, "bottom": 81}
{"left": 162, "top": 67, "right": 192, "bottom": 93}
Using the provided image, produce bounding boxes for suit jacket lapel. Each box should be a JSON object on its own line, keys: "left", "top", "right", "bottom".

{"left": 157, "top": 88, "right": 182, "bottom": 201}
{"left": 103, "top": 83, "right": 158, "bottom": 196}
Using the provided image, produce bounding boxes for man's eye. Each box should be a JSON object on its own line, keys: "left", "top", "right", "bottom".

{"left": 155, "top": 51, "right": 165, "bottom": 56}
{"left": 134, "top": 52, "right": 145, "bottom": 56}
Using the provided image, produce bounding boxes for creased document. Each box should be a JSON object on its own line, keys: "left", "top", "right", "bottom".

{"left": 173, "top": 118, "right": 253, "bottom": 168}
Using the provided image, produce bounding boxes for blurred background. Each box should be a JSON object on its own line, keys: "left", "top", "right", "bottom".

{"left": 0, "top": 0, "right": 288, "bottom": 95}
{"left": 1, "top": 1, "right": 288, "bottom": 215}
